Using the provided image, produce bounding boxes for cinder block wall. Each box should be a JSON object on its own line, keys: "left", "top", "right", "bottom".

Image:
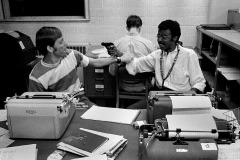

{"left": 0, "top": 0, "right": 239, "bottom": 83}
{"left": 1, "top": 0, "right": 239, "bottom": 47}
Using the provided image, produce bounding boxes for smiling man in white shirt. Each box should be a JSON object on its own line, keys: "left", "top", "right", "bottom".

{"left": 118, "top": 20, "right": 206, "bottom": 108}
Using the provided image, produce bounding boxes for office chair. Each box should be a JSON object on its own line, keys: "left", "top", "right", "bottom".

{"left": 115, "top": 64, "right": 153, "bottom": 108}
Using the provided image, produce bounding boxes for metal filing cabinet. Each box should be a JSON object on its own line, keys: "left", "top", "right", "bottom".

{"left": 83, "top": 65, "right": 115, "bottom": 106}
{"left": 83, "top": 45, "right": 116, "bottom": 106}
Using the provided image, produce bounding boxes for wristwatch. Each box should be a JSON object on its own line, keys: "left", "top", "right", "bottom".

{"left": 116, "top": 57, "right": 121, "bottom": 63}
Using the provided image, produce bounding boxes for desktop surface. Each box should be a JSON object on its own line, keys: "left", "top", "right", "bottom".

{"left": 8, "top": 108, "right": 147, "bottom": 160}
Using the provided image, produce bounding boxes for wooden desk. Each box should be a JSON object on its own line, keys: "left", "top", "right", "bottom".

{"left": 8, "top": 109, "right": 147, "bottom": 160}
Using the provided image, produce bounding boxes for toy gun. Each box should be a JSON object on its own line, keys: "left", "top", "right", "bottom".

{"left": 101, "top": 42, "right": 114, "bottom": 48}
{"left": 101, "top": 42, "right": 115, "bottom": 55}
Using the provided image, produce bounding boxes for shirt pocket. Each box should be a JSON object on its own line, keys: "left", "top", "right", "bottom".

{"left": 170, "top": 67, "right": 188, "bottom": 85}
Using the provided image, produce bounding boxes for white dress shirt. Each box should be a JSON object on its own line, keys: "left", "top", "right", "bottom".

{"left": 126, "top": 45, "right": 206, "bottom": 92}
{"left": 114, "top": 29, "right": 156, "bottom": 58}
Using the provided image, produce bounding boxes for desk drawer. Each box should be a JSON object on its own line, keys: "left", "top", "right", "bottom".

{"left": 84, "top": 66, "right": 115, "bottom": 98}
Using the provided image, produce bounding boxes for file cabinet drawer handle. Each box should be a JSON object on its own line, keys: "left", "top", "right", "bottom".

{"left": 95, "top": 69, "right": 104, "bottom": 73}
{"left": 95, "top": 78, "right": 104, "bottom": 81}
{"left": 96, "top": 88, "right": 104, "bottom": 92}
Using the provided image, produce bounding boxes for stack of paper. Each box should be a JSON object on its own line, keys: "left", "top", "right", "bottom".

{"left": 72, "top": 154, "right": 108, "bottom": 160}
{"left": 170, "top": 96, "right": 212, "bottom": 115}
{"left": 81, "top": 105, "right": 140, "bottom": 124}
{"left": 0, "top": 144, "right": 37, "bottom": 160}
{"left": 57, "top": 128, "right": 127, "bottom": 160}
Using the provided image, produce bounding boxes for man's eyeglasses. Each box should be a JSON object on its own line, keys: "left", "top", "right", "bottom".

{"left": 157, "top": 34, "right": 171, "bottom": 40}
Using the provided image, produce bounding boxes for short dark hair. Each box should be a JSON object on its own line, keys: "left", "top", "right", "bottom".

{"left": 158, "top": 20, "right": 181, "bottom": 42}
{"left": 126, "top": 15, "right": 142, "bottom": 29}
{"left": 36, "top": 26, "right": 62, "bottom": 56}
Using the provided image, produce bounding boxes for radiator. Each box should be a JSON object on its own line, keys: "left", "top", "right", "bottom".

{"left": 67, "top": 44, "right": 87, "bottom": 54}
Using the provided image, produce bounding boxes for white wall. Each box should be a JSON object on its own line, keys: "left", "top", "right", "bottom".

{"left": 0, "top": 0, "right": 239, "bottom": 83}
{"left": 1, "top": 0, "right": 239, "bottom": 47}
{"left": 207, "top": 0, "right": 240, "bottom": 23}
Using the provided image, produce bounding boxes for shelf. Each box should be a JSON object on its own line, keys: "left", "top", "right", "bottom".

{"left": 216, "top": 91, "right": 239, "bottom": 109}
{"left": 202, "top": 71, "right": 215, "bottom": 88}
{"left": 201, "top": 50, "right": 217, "bottom": 64}
{"left": 217, "top": 67, "right": 240, "bottom": 80}
{"left": 199, "top": 29, "right": 240, "bottom": 51}
{"left": 199, "top": 29, "right": 240, "bottom": 111}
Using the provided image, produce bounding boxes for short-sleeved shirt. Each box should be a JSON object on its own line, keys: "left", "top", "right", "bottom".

{"left": 28, "top": 49, "right": 89, "bottom": 94}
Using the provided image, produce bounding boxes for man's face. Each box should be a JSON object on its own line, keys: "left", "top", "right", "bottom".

{"left": 157, "top": 29, "right": 176, "bottom": 52}
{"left": 52, "top": 37, "right": 68, "bottom": 58}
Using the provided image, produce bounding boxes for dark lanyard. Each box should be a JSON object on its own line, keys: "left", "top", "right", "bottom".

{"left": 160, "top": 45, "right": 180, "bottom": 88}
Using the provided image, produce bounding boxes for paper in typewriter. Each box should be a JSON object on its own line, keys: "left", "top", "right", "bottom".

{"left": 170, "top": 96, "right": 212, "bottom": 115}
{"left": 166, "top": 114, "right": 218, "bottom": 139}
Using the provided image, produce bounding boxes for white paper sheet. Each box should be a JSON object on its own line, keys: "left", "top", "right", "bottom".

{"left": 0, "top": 127, "right": 8, "bottom": 136}
{"left": 170, "top": 96, "right": 212, "bottom": 114}
{"left": 81, "top": 105, "right": 140, "bottom": 124}
{"left": 218, "top": 140, "right": 240, "bottom": 160}
{"left": 0, "top": 110, "right": 7, "bottom": 122}
{"left": 71, "top": 154, "right": 107, "bottom": 160}
{"left": 0, "top": 144, "right": 37, "bottom": 160}
{"left": 0, "top": 133, "right": 15, "bottom": 148}
{"left": 166, "top": 114, "right": 218, "bottom": 139}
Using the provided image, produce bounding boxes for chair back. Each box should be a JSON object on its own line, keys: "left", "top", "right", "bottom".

{"left": 115, "top": 64, "right": 153, "bottom": 108}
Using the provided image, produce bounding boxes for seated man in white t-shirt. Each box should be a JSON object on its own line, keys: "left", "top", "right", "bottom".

{"left": 109, "top": 15, "right": 156, "bottom": 92}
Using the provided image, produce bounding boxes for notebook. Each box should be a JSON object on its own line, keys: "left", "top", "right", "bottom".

{"left": 61, "top": 128, "right": 109, "bottom": 153}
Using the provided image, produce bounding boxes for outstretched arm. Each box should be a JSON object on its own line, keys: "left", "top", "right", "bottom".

{"left": 88, "top": 56, "right": 118, "bottom": 67}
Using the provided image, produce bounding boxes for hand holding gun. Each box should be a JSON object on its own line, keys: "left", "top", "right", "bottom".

{"left": 101, "top": 42, "right": 117, "bottom": 56}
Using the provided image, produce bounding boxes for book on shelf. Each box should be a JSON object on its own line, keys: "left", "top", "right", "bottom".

{"left": 57, "top": 128, "right": 127, "bottom": 159}
{"left": 81, "top": 105, "right": 141, "bottom": 124}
